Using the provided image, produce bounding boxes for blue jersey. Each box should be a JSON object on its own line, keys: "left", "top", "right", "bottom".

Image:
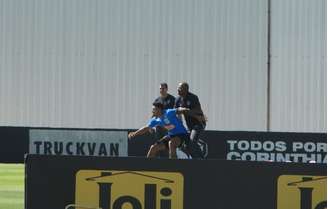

{"left": 147, "top": 109, "right": 188, "bottom": 136}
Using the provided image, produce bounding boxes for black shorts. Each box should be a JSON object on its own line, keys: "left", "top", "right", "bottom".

{"left": 156, "top": 133, "right": 189, "bottom": 148}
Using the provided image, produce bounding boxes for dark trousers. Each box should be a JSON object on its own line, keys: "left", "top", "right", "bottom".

{"left": 187, "top": 124, "right": 205, "bottom": 159}
{"left": 154, "top": 126, "right": 167, "bottom": 140}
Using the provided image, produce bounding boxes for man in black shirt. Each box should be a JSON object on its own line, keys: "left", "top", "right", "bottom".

{"left": 153, "top": 83, "right": 175, "bottom": 109}
{"left": 175, "top": 82, "right": 207, "bottom": 159}
{"left": 152, "top": 83, "right": 176, "bottom": 142}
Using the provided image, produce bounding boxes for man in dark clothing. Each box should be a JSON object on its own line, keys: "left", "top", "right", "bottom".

{"left": 152, "top": 83, "right": 176, "bottom": 142}
{"left": 175, "top": 82, "right": 207, "bottom": 159}
{"left": 153, "top": 83, "right": 175, "bottom": 109}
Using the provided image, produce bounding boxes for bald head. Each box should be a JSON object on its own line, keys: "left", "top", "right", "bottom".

{"left": 178, "top": 82, "right": 189, "bottom": 97}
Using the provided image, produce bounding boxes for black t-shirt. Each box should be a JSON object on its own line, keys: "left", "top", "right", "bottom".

{"left": 154, "top": 94, "right": 176, "bottom": 109}
{"left": 175, "top": 92, "right": 206, "bottom": 129}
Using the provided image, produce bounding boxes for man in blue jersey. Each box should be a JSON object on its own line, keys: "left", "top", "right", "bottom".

{"left": 128, "top": 102, "right": 192, "bottom": 159}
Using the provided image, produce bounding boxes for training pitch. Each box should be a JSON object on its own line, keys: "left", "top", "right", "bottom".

{"left": 0, "top": 163, "right": 24, "bottom": 209}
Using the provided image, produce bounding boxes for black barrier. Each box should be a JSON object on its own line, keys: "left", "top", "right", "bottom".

{"left": 25, "top": 154, "right": 326, "bottom": 209}
{"left": 0, "top": 127, "right": 28, "bottom": 163}
{"left": 205, "top": 131, "right": 327, "bottom": 163}
{"left": 0, "top": 126, "right": 326, "bottom": 163}
{"left": 129, "top": 131, "right": 327, "bottom": 163}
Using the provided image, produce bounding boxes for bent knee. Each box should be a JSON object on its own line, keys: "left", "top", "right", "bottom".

{"left": 168, "top": 140, "right": 178, "bottom": 148}
{"left": 149, "top": 144, "right": 158, "bottom": 150}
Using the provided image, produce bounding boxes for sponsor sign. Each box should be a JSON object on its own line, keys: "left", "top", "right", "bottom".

{"left": 277, "top": 175, "right": 327, "bottom": 209}
{"left": 0, "top": 126, "right": 325, "bottom": 163}
{"left": 190, "top": 131, "right": 327, "bottom": 163}
{"left": 25, "top": 155, "right": 326, "bottom": 209}
{"left": 226, "top": 140, "right": 327, "bottom": 163}
{"left": 29, "top": 129, "right": 127, "bottom": 157}
{"left": 74, "top": 170, "right": 184, "bottom": 209}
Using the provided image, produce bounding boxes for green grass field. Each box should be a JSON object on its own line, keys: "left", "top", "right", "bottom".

{"left": 0, "top": 164, "right": 24, "bottom": 209}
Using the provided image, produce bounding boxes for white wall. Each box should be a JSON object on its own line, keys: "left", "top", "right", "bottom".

{"left": 0, "top": 0, "right": 326, "bottom": 132}
{"left": 270, "top": 0, "right": 327, "bottom": 132}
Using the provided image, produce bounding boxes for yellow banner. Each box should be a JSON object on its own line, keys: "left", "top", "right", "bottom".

{"left": 277, "top": 175, "right": 326, "bottom": 209}
{"left": 75, "top": 170, "right": 184, "bottom": 209}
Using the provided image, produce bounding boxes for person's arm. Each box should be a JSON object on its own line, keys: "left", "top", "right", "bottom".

{"left": 128, "top": 126, "right": 152, "bottom": 139}
{"left": 176, "top": 107, "right": 190, "bottom": 114}
{"left": 188, "top": 95, "right": 204, "bottom": 115}
{"left": 188, "top": 95, "right": 208, "bottom": 122}
{"left": 188, "top": 104, "right": 204, "bottom": 115}
{"left": 176, "top": 107, "right": 207, "bottom": 123}
{"left": 129, "top": 117, "right": 161, "bottom": 139}
{"left": 174, "top": 97, "right": 179, "bottom": 108}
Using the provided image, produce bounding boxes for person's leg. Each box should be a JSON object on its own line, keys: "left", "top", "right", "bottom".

{"left": 147, "top": 143, "right": 167, "bottom": 158}
{"left": 190, "top": 124, "right": 204, "bottom": 142}
{"left": 176, "top": 134, "right": 192, "bottom": 159}
{"left": 168, "top": 137, "right": 182, "bottom": 159}
{"left": 188, "top": 125, "right": 205, "bottom": 159}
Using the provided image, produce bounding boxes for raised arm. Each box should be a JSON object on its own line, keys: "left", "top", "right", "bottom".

{"left": 176, "top": 107, "right": 207, "bottom": 123}
{"left": 128, "top": 126, "right": 152, "bottom": 139}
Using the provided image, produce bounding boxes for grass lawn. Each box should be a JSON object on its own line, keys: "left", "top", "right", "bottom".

{"left": 0, "top": 164, "right": 24, "bottom": 209}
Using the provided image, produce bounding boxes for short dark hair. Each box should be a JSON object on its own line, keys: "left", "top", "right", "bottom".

{"left": 160, "top": 83, "right": 168, "bottom": 89}
{"left": 152, "top": 102, "right": 164, "bottom": 110}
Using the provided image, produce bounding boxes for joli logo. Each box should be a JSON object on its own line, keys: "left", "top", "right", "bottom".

{"left": 75, "top": 170, "right": 184, "bottom": 209}
{"left": 277, "top": 175, "right": 326, "bottom": 209}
